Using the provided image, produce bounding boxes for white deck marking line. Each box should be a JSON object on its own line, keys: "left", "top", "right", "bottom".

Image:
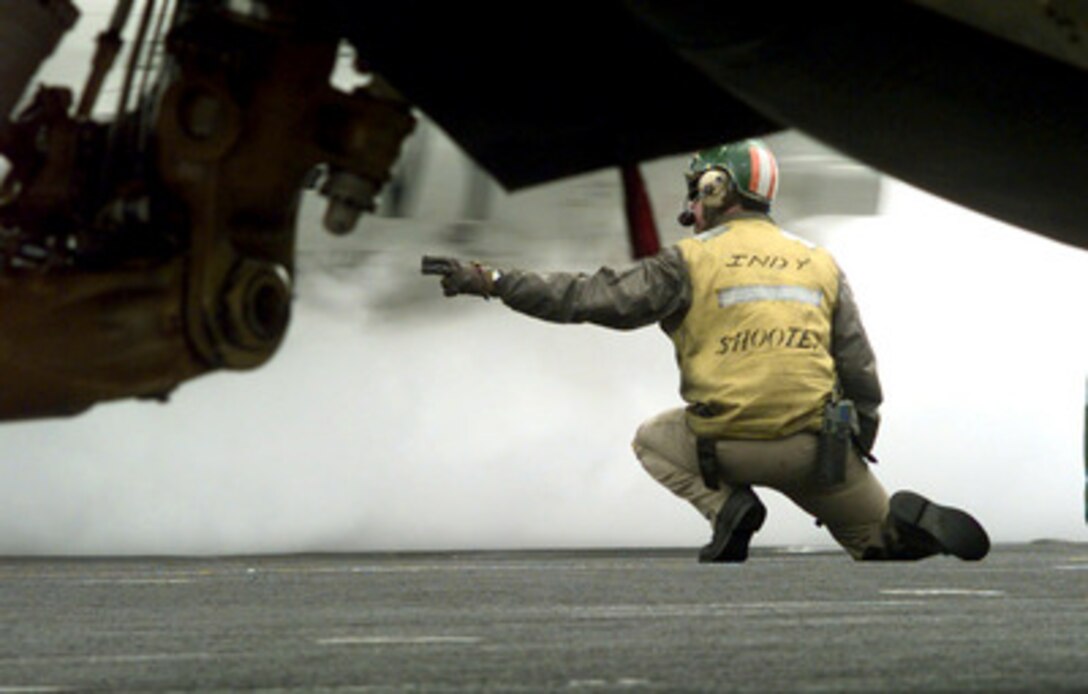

{"left": 565, "top": 678, "right": 648, "bottom": 691}
{"left": 1, "top": 653, "right": 215, "bottom": 666}
{"left": 79, "top": 578, "right": 193, "bottom": 585}
{"left": 567, "top": 678, "right": 651, "bottom": 689}
{"left": 561, "top": 600, "right": 925, "bottom": 618}
{"left": 880, "top": 589, "right": 1005, "bottom": 597}
{"left": 0, "top": 652, "right": 222, "bottom": 667}
{"left": 1054, "top": 564, "right": 1088, "bottom": 571}
{"left": 342, "top": 562, "right": 671, "bottom": 574}
{"left": 316, "top": 636, "right": 481, "bottom": 646}
{"left": 83, "top": 652, "right": 215, "bottom": 664}
{"left": 0, "top": 688, "right": 71, "bottom": 693}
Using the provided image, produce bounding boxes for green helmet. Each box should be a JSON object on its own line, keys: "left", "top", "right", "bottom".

{"left": 687, "top": 139, "right": 779, "bottom": 207}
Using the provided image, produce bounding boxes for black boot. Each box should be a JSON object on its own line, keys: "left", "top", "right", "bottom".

{"left": 875, "top": 490, "right": 990, "bottom": 561}
{"left": 698, "top": 486, "right": 766, "bottom": 563}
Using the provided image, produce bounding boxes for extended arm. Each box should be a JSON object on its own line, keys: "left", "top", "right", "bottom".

{"left": 423, "top": 247, "right": 692, "bottom": 330}
{"left": 495, "top": 247, "right": 691, "bottom": 330}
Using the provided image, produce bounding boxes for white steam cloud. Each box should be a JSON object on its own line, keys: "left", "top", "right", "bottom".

{"left": 0, "top": 179, "right": 1085, "bottom": 555}
{"left": 2, "top": 2, "right": 1084, "bottom": 554}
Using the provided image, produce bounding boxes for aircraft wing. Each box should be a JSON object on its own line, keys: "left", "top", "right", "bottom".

{"left": 327, "top": 2, "right": 782, "bottom": 190}
{"left": 331, "top": 0, "right": 1088, "bottom": 250}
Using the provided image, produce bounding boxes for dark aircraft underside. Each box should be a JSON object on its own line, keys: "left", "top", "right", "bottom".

{"left": 329, "top": 1, "right": 1088, "bottom": 251}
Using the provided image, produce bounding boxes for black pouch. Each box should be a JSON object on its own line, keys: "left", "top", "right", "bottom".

{"left": 696, "top": 438, "right": 721, "bottom": 490}
{"left": 816, "top": 399, "right": 858, "bottom": 486}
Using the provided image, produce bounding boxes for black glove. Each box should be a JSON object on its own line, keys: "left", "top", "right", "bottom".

{"left": 421, "top": 255, "right": 500, "bottom": 298}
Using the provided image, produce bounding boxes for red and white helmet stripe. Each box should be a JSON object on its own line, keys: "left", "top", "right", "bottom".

{"left": 747, "top": 142, "right": 778, "bottom": 201}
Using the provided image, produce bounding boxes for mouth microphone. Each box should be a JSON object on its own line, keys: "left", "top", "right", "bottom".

{"left": 677, "top": 210, "right": 696, "bottom": 227}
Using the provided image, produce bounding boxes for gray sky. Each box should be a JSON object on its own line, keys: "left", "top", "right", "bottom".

{"left": 0, "top": 1, "right": 1085, "bottom": 555}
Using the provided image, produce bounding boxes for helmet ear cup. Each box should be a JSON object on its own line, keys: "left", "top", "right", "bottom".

{"left": 696, "top": 170, "right": 732, "bottom": 209}
{"left": 678, "top": 169, "right": 741, "bottom": 229}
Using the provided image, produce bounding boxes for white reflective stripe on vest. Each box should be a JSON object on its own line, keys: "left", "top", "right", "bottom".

{"left": 717, "top": 285, "right": 822, "bottom": 308}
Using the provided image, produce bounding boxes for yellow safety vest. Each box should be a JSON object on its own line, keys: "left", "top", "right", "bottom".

{"left": 672, "top": 216, "right": 840, "bottom": 439}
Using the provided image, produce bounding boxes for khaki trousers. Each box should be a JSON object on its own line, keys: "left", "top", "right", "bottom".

{"left": 632, "top": 408, "right": 890, "bottom": 559}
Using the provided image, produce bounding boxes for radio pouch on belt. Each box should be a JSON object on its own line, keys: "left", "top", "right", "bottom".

{"left": 816, "top": 399, "right": 859, "bottom": 486}
{"left": 696, "top": 438, "right": 720, "bottom": 490}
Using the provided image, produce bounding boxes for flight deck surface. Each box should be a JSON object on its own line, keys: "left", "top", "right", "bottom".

{"left": 0, "top": 543, "right": 1084, "bottom": 691}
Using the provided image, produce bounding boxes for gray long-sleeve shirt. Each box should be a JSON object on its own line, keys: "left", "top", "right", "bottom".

{"left": 493, "top": 230, "right": 883, "bottom": 452}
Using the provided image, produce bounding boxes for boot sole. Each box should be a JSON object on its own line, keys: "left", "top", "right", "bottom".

{"left": 700, "top": 495, "right": 767, "bottom": 563}
{"left": 890, "top": 491, "right": 990, "bottom": 561}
